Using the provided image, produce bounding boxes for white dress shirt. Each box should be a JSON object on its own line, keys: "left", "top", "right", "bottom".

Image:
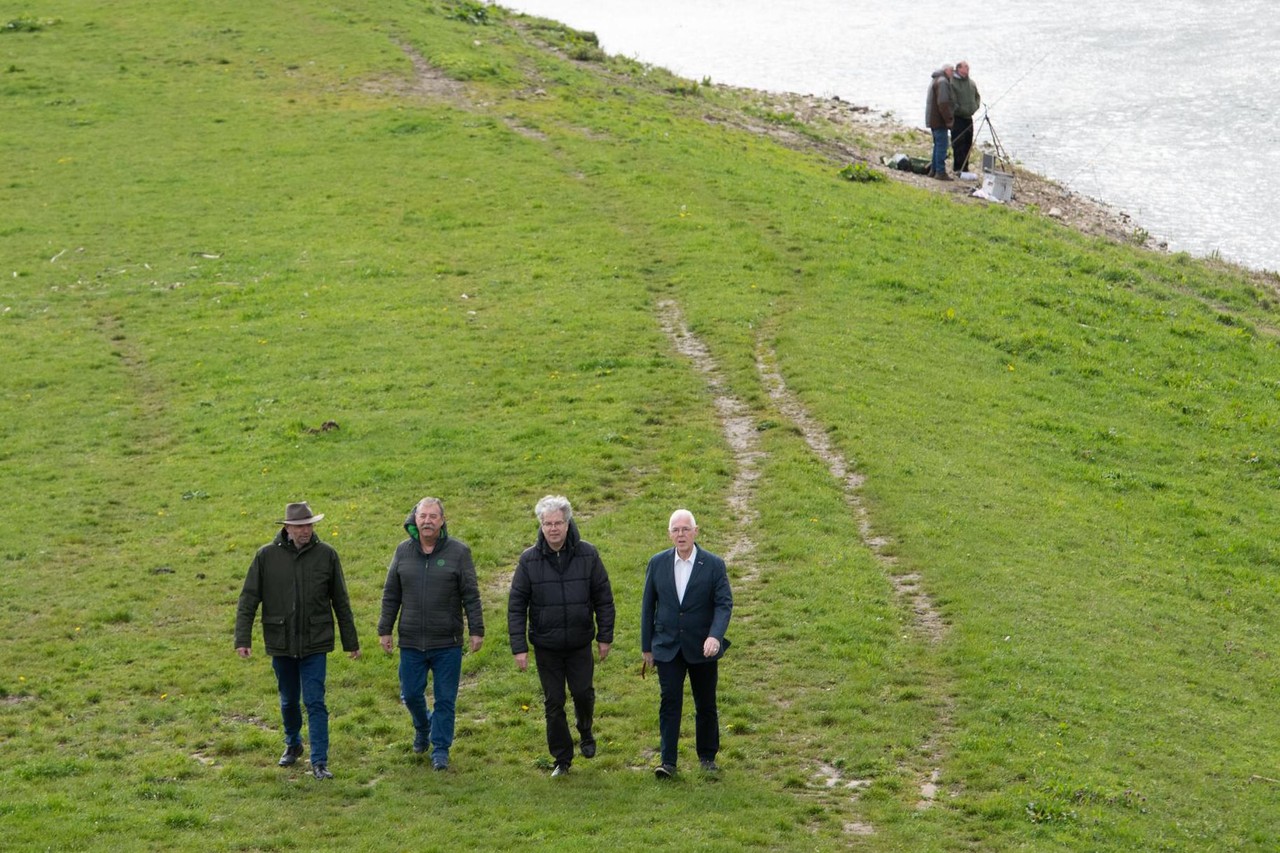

{"left": 674, "top": 546, "right": 697, "bottom": 603}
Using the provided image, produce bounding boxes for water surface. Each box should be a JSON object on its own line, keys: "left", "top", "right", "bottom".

{"left": 504, "top": 0, "right": 1280, "bottom": 271}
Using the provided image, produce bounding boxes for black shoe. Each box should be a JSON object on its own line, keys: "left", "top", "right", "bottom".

{"left": 412, "top": 738, "right": 428, "bottom": 754}
{"left": 580, "top": 740, "right": 596, "bottom": 759}
{"left": 551, "top": 763, "right": 570, "bottom": 778}
{"left": 654, "top": 763, "right": 676, "bottom": 780}
{"left": 700, "top": 758, "right": 720, "bottom": 773}
{"left": 432, "top": 757, "right": 449, "bottom": 772}
{"left": 312, "top": 763, "right": 333, "bottom": 780}
{"left": 278, "top": 743, "right": 304, "bottom": 767}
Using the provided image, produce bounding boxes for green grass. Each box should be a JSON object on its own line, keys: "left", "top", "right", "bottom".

{"left": 3, "top": 0, "right": 1280, "bottom": 850}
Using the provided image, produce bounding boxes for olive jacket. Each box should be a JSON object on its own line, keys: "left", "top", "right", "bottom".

{"left": 234, "top": 528, "right": 360, "bottom": 658}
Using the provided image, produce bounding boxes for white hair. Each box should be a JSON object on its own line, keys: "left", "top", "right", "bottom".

{"left": 535, "top": 495, "right": 573, "bottom": 522}
{"left": 668, "top": 508, "right": 697, "bottom": 530}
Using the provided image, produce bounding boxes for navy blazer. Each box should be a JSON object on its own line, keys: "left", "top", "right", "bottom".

{"left": 640, "top": 546, "right": 732, "bottom": 664}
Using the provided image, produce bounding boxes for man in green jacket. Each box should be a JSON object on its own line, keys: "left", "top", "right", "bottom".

{"left": 950, "top": 60, "right": 982, "bottom": 175}
{"left": 378, "top": 497, "right": 484, "bottom": 771}
{"left": 235, "top": 501, "right": 361, "bottom": 780}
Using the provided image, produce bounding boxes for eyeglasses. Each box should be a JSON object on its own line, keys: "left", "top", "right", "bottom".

{"left": 669, "top": 526, "right": 693, "bottom": 534}
{"left": 542, "top": 520, "right": 567, "bottom": 529}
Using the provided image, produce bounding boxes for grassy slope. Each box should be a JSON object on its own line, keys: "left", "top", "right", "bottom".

{"left": 2, "top": 1, "right": 1279, "bottom": 850}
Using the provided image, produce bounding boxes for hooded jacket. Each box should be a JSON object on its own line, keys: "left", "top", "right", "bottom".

{"left": 950, "top": 73, "right": 981, "bottom": 120}
{"left": 234, "top": 528, "right": 360, "bottom": 657}
{"left": 925, "top": 69, "right": 955, "bottom": 130}
{"left": 378, "top": 510, "right": 484, "bottom": 651}
{"left": 507, "top": 519, "right": 615, "bottom": 654}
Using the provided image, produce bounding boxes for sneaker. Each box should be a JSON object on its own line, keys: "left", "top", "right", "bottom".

{"left": 412, "top": 737, "right": 428, "bottom": 755}
{"left": 551, "top": 763, "right": 570, "bottom": 778}
{"left": 654, "top": 763, "right": 676, "bottom": 780}
{"left": 580, "top": 740, "right": 596, "bottom": 759}
{"left": 312, "top": 763, "right": 333, "bottom": 780}
{"left": 278, "top": 743, "right": 304, "bottom": 767}
{"left": 699, "top": 758, "right": 720, "bottom": 773}
{"left": 432, "top": 757, "right": 449, "bottom": 772}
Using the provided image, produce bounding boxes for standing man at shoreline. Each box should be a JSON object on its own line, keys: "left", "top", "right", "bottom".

{"left": 950, "top": 60, "right": 982, "bottom": 175}
{"left": 925, "top": 63, "right": 955, "bottom": 180}
{"left": 235, "top": 501, "right": 361, "bottom": 781}
{"left": 508, "top": 495, "right": 615, "bottom": 778}
{"left": 640, "top": 509, "right": 733, "bottom": 780}
{"left": 378, "top": 497, "right": 484, "bottom": 771}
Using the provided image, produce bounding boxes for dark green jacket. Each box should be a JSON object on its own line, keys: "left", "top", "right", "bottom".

{"left": 950, "top": 74, "right": 981, "bottom": 119}
{"left": 378, "top": 514, "right": 484, "bottom": 651}
{"left": 234, "top": 529, "right": 360, "bottom": 657}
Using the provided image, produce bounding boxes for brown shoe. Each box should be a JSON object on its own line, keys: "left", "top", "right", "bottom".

{"left": 934, "top": 172, "right": 953, "bottom": 182}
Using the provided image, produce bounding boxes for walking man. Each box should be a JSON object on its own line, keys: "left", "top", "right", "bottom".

{"left": 640, "top": 509, "right": 732, "bottom": 779}
{"left": 508, "top": 495, "right": 615, "bottom": 777}
{"left": 235, "top": 501, "right": 361, "bottom": 781}
{"left": 379, "top": 497, "right": 484, "bottom": 771}
{"left": 950, "top": 60, "right": 982, "bottom": 174}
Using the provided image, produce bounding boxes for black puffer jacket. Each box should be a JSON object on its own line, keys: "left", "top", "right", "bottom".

{"left": 508, "top": 520, "right": 615, "bottom": 654}
{"left": 378, "top": 510, "right": 484, "bottom": 651}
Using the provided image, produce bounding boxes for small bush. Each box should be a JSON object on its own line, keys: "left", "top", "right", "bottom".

{"left": 3, "top": 17, "right": 58, "bottom": 33}
{"left": 444, "top": 1, "right": 490, "bottom": 25}
{"left": 838, "top": 163, "right": 885, "bottom": 183}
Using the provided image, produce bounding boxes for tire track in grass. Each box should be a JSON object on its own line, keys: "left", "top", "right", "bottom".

{"left": 656, "top": 300, "right": 764, "bottom": 568}
{"left": 754, "top": 341, "right": 953, "bottom": 812}
{"left": 657, "top": 300, "right": 877, "bottom": 837}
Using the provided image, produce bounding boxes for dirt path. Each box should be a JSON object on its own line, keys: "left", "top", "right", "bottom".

{"left": 656, "top": 301, "right": 764, "bottom": 569}
{"left": 658, "top": 300, "right": 954, "bottom": 832}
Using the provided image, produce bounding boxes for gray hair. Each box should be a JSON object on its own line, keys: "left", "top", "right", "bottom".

{"left": 535, "top": 494, "right": 573, "bottom": 523}
{"left": 415, "top": 496, "right": 445, "bottom": 517}
{"left": 668, "top": 508, "right": 697, "bottom": 530}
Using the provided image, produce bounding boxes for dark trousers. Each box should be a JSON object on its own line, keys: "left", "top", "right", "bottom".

{"left": 534, "top": 645, "right": 595, "bottom": 766}
{"left": 656, "top": 651, "right": 719, "bottom": 766}
{"left": 951, "top": 115, "right": 975, "bottom": 172}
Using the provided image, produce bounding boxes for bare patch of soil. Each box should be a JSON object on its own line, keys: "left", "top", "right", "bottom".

{"left": 358, "top": 41, "right": 467, "bottom": 103}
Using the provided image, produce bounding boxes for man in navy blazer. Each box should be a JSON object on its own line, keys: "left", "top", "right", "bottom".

{"left": 641, "top": 508, "right": 733, "bottom": 779}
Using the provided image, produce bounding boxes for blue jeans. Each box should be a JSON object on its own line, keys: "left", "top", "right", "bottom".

{"left": 272, "top": 653, "right": 328, "bottom": 764}
{"left": 931, "top": 128, "right": 950, "bottom": 176}
{"left": 399, "top": 645, "right": 462, "bottom": 761}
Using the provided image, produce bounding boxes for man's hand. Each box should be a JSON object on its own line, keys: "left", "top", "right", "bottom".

{"left": 514, "top": 652, "right": 528, "bottom": 672}
{"left": 642, "top": 651, "right": 654, "bottom": 667}
{"left": 349, "top": 649, "right": 361, "bottom": 660}
{"left": 702, "top": 637, "right": 721, "bottom": 658}
{"left": 597, "top": 642, "right": 611, "bottom": 662}
{"left": 236, "top": 647, "right": 251, "bottom": 659}
{"left": 470, "top": 635, "right": 483, "bottom": 653}
{"left": 379, "top": 635, "right": 394, "bottom": 654}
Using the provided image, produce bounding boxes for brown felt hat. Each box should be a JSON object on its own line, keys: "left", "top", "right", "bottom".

{"left": 277, "top": 501, "right": 324, "bottom": 525}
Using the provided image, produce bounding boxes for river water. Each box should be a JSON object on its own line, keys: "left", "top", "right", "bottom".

{"left": 502, "top": 0, "right": 1280, "bottom": 272}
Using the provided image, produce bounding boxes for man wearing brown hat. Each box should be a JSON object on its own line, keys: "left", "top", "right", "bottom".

{"left": 235, "top": 501, "right": 361, "bottom": 780}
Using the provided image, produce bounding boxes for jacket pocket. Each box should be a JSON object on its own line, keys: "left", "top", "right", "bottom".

{"left": 307, "top": 615, "right": 335, "bottom": 648}
{"left": 262, "top": 615, "right": 288, "bottom": 649}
